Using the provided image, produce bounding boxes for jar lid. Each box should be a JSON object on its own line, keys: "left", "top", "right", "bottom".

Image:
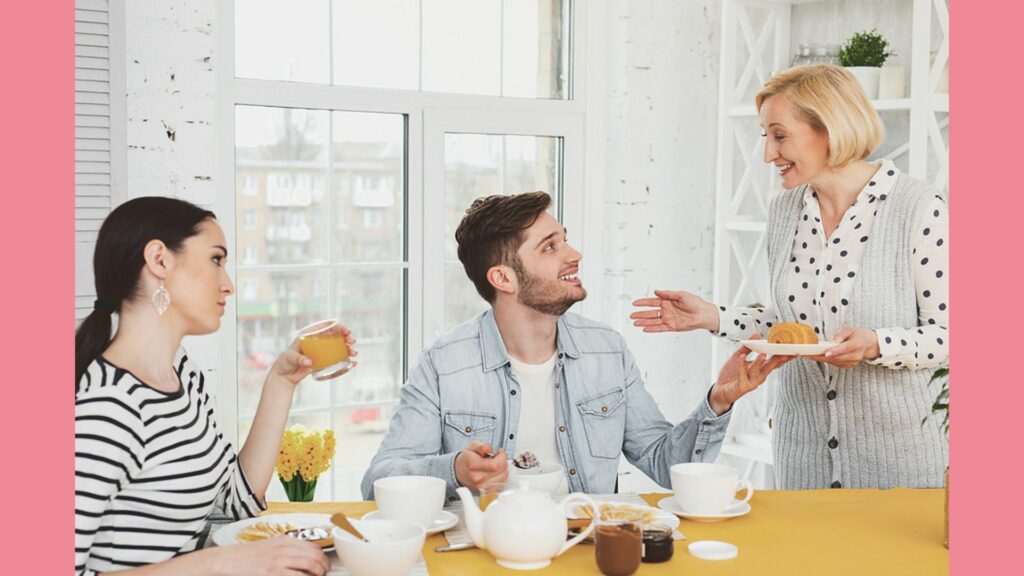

{"left": 688, "top": 540, "right": 738, "bottom": 560}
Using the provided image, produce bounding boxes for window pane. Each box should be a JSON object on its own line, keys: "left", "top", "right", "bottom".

{"left": 332, "top": 405, "right": 395, "bottom": 501}
{"left": 235, "top": 0, "right": 330, "bottom": 84}
{"left": 422, "top": 0, "right": 501, "bottom": 95}
{"left": 445, "top": 262, "right": 488, "bottom": 328}
{"left": 443, "top": 133, "right": 560, "bottom": 260}
{"left": 236, "top": 270, "right": 330, "bottom": 416}
{"left": 332, "top": 112, "right": 405, "bottom": 262}
{"left": 236, "top": 106, "right": 329, "bottom": 265}
{"left": 502, "top": 0, "right": 569, "bottom": 99}
{"left": 442, "top": 133, "right": 561, "bottom": 328}
{"left": 331, "top": 268, "right": 404, "bottom": 406}
{"left": 332, "top": 0, "right": 419, "bottom": 90}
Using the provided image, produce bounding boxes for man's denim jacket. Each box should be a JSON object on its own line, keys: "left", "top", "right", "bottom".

{"left": 361, "top": 310, "right": 731, "bottom": 501}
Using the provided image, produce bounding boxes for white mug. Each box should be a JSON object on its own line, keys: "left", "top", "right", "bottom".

{"left": 373, "top": 475, "right": 446, "bottom": 529}
{"left": 670, "top": 463, "right": 753, "bottom": 515}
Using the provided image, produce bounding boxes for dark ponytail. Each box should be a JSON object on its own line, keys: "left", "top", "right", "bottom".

{"left": 75, "top": 197, "right": 216, "bottom": 391}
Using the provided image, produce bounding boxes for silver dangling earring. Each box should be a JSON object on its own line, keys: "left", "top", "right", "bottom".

{"left": 152, "top": 281, "right": 171, "bottom": 316}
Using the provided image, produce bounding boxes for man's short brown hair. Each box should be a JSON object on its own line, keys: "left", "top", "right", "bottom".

{"left": 455, "top": 191, "right": 552, "bottom": 302}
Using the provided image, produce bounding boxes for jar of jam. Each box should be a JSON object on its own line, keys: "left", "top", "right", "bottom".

{"left": 641, "top": 524, "right": 674, "bottom": 563}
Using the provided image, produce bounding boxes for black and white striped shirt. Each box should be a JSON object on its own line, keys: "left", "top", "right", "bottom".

{"left": 75, "top": 350, "right": 265, "bottom": 575}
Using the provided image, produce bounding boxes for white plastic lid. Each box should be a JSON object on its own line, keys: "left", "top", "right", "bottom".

{"left": 688, "top": 540, "right": 738, "bottom": 560}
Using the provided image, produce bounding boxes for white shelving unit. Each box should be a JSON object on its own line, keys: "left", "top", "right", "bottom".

{"left": 711, "top": 0, "right": 950, "bottom": 485}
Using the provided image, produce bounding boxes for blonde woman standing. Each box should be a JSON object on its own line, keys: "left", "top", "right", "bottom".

{"left": 632, "top": 65, "right": 948, "bottom": 490}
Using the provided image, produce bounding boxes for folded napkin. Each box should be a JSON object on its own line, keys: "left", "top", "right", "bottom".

{"left": 443, "top": 493, "right": 684, "bottom": 546}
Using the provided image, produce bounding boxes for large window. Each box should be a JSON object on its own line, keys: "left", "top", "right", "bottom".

{"left": 224, "top": 0, "right": 583, "bottom": 501}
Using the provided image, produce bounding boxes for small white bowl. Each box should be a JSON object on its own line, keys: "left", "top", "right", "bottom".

{"left": 510, "top": 461, "right": 565, "bottom": 494}
{"left": 332, "top": 519, "right": 426, "bottom": 576}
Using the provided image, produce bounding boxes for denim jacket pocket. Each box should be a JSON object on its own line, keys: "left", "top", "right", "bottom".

{"left": 575, "top": 388, "right": 626, "bottom": 459}
{"left": 443, "top": 410, "right": 498, "bottom": 452}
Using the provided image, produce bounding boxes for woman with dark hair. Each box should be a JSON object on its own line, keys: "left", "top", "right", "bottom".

{"left": 75, "top": 197, "right": 352, "bottom": 576}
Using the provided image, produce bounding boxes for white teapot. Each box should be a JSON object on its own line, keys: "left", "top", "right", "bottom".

{"left": 456, "top": 482, "right": 596, "bottom": 570}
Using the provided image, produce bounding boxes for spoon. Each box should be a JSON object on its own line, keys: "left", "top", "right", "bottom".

{"left": 331, "top": 513, "right": 369, "bottom": 543}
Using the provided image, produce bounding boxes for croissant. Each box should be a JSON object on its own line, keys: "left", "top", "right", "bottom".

{"left": 766, "top": 322, "right": 818, "bottom": 344}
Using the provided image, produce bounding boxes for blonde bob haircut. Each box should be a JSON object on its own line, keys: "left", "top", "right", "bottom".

{"left": 755, "top": 64, "right": 884, "bottom": 168}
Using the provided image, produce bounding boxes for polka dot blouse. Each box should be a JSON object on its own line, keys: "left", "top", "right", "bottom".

{"left": 717, "top": 159, "right": 949, "bottom": 370}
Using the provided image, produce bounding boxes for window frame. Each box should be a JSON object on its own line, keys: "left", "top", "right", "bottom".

{"left": 213, "top": 1, "right": 592, "bottom": 498}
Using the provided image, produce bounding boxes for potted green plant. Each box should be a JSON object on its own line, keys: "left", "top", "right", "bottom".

{"left": 924, "top": 366, "right": 949, "bottom": 548}
{"left": 839, "top": 29, "right": 896, "bottom": 99}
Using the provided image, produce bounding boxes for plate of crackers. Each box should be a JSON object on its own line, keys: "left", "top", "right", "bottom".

{"left": 211, "top": 513, "right": 334, "bottom": 548}
{"left": 569, "top": 501, "right": 680, "bottom": 530}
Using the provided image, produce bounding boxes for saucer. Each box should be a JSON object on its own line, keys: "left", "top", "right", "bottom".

{"left": 657, "top": 497, "right": 751, "bottom": 523}
{"left": 360, "top": 509, "right": 458, "bottom": 535}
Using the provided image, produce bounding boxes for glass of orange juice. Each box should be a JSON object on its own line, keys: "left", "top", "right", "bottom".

{"left": 297, "top": 319, "right": 351, "bottom": 381}
{"left": 478, "top": 477, "right": 521, "bottom": 511}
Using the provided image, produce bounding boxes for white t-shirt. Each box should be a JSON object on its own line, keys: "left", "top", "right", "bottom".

{"left": 508, "top": 352, "right": 568, "bottom": 495}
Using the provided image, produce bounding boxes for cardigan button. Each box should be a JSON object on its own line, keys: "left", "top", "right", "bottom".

{"left": 831, "top": 481, "right": 842, "bottom": 489}
{"left": 828, "top": 437, "right": 839, "bottom": 449}
{"left": 827, "top": 390, "right": 837, "bottom": 401}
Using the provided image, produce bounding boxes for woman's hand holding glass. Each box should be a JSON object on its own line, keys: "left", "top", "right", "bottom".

{"left": 272, "top": 322, "right": 358, "bottom": 387}
{"left": 630, "top": 290, "right": 721, "bottom": 333}
{"left": 806, "top": 327, "right": 879, "bottom": 368}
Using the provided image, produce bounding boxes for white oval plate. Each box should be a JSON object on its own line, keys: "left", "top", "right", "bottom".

{"left": 567, "top": 500, "right": 680, "bottom": 530}
{"left": 360, "top": 509, "right": 458, "bottom": 535}
{"left": 658, "top": 497, "right": 751, "bottom": 523}
{"left": 740, "top": 340, "right": 836, "bottom": 356}
{"left": 211, "top": 513, "right": 332, "bottom": 547}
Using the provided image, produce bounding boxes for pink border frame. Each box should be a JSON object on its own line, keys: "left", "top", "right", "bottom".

{"left": 2, "top": 0, "right": 1017, "bottom": 571}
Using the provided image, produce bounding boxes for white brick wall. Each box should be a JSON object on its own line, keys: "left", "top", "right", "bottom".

{"left": 124, "top": 0, "right": 221, "bottom": 371}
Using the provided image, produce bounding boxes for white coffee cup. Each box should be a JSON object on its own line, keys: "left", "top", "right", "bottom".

{"left": 670, "top": 463, "right": 753, "bottom": 515}
{"left": 373, "top": 475, "right": 446, "bottom": 529}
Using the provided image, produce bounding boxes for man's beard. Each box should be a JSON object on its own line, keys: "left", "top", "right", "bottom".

{"left": 511, "top": 259, "right": 587, "bottom": 316}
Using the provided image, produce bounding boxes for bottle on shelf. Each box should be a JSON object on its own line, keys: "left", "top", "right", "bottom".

{"left": 790, "top": 43, "right": 811, "bottom": 68}
{"left": 825, "top": 43, "right": 841, "bottom": 65}
{"left": 810, "top": 43, "right": 831, "bottom": 65}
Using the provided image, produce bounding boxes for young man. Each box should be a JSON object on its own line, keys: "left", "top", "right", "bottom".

{"left": 362, "top": 192, "right": 789, "bottom": 501}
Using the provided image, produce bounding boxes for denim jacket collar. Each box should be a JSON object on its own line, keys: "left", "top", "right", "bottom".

{"left": 479, "top": 309, "right": 582, "bottom": 372}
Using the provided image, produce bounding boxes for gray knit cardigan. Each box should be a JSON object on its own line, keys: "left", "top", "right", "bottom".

{"left": 766, "top": 173, "right": 949, "bottom": 489}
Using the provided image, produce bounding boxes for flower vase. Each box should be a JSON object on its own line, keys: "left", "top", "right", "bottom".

{"left": 280, "top": 475, "right": 318, "bottom": 503}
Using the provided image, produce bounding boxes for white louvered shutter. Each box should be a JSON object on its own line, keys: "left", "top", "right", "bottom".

{"left": 75, "top": 0, "right": 124, "bottom": 322}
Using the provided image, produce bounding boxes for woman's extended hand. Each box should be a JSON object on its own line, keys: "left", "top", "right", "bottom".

{"left": 630, "top": 290, "right": 720, "bottom": 333}
{"left": 709, "top": 335, "right": 794, "bottom": 415}
{"left": 805, "top": 327, "right": 880, "bottom": 368}
{"left": 272, "top": 322, "right": 358, "bottom": 386}
{"left": 214, "top": 536, "right": 331, "bottom": 576}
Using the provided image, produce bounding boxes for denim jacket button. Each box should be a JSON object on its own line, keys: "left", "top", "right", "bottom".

{"left": 465, "top": 426, "right": 472, "bottom": 433}
{"left": 569, "top": 468, "right": 576, "bottom": 475}
{"left": 559, "top": 426, "right": 566, "bottom": 432}
{"left": 695, "top": 448, "right": 703, "bottom": 456}
{"left": 601, "top": 406, "right": 608, "bottom": 413}
{"left": 510, "top": 389, "right": 517, "bottom": 396}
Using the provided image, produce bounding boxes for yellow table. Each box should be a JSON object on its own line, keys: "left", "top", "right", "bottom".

{"left": 267, "top": 489, "right": 948, "bottom": 575}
